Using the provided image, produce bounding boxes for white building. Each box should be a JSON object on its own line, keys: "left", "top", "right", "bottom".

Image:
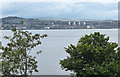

{"left": 73, "top": 22, "right": 76, "bottom": 25}
{"left": 79, "top": 22, "right": 81, "bottom": 25}
{"left": 83, "top": 22, "right": 86, "bottom": 25}
{"left": 68, "top": 21, "right": 71, "bottom": 25}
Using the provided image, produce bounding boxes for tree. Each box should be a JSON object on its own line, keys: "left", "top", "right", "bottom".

{"left": 20, "top": 21, "right": 24, "bottom": 25}
{"left": 0, "top": 28, "right": 47, "bottom": 77}
{"left": 60, "top": 32, "right": 120, "bottom": 77}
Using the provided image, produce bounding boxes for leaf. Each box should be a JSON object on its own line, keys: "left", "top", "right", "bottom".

{"left": 37, "top": 51, "right": 42, "bottom": 54}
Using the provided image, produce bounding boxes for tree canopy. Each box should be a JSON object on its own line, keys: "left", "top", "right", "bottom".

{"left": 0, "top": 28, "right": 47, "bottom": 77}
{"left": 60, "top": 32, "right": 120, "bottom": 77}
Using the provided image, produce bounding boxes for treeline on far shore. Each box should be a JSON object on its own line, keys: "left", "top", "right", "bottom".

{"left": 0, "top": 16, "right": 118, "bottom": 30}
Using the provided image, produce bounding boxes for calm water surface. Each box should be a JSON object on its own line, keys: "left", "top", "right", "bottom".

{"left": 0, "top": 29, "right": 118, "bottom": 75}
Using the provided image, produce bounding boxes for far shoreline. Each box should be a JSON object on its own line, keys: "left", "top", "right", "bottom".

{"left": 0, "top": 28, "right": 118, "bottom": 31}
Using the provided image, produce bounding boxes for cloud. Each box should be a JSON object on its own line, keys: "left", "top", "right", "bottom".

{"left": 1, "top": 2, "right": 118, "bottom": 20}
{"left": 0, "top": 0, "right": 119, "bottom": 2}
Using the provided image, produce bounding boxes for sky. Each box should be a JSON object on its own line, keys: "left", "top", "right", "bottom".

{"left": 0, "top": 0, "right": 119, "bottom": 20}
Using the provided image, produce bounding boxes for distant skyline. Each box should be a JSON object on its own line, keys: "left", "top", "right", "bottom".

{"left": 1, "top": 2, "right": 118, "bottom": 20}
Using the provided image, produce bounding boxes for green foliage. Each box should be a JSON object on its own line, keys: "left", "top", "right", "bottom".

{"left": 60, "top": 32, "right": 120, "bottom": 77}
{"left": 0, "top": 28, "right": 47, "bottom": 77}
{"left": 20, "top": 21, "right": 24, "bottom": 24}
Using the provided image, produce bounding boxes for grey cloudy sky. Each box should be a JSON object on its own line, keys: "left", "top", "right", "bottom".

{"left": 1, "top": 2, "right": 118, "bottom": 20}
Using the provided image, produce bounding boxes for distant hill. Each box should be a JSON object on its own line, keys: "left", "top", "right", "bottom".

{"left": 2, "top": 16, "right": 25, "bottom": 20}
{"left": 0, "top": 16, "right": 118, "bottom": 30}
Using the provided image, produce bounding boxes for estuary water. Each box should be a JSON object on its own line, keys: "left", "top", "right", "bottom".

{"left": 0, "top": 29, "right": 118, "bottom": 75}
